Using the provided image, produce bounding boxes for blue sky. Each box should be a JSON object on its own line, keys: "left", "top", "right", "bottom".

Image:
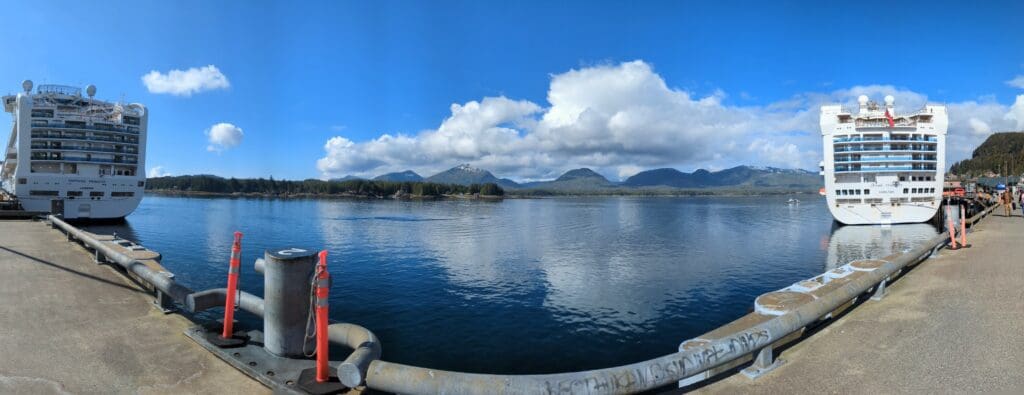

{"left": 3, "top": 1, "right": 1024, "bottom": 180}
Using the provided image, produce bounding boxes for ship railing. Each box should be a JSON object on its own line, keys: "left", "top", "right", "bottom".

{"left": 30, "top": 146, "right": 129, "bottom": 154}
{"left": 833, "top": 137, "right": 937, "bottom": 143}
{"left": 31, "top": 123, "right": 139, "bottom": 135}
{"left": 30, "top": 134, "right": 138, "bottom": 144}
{"left": 33, "top": 157, "right": 139, "bottom": 164}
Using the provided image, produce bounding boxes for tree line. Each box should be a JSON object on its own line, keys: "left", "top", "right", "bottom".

{"left": 145, "top": 175, "right": 504, "bottom": 197}
{"left": 949, "top": 132, "right": 1024, "bottom": 177}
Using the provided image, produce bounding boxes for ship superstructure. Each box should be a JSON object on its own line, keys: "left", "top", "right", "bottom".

{"left": 2, "top": 80, "right": 147, "bottom": 219}
{"left": 819, "top": 95, "right": 947, "bottom": 225}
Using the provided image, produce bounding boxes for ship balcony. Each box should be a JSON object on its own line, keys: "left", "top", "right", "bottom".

{"left": 32, "top": 157, "right": 138, "bottom": 165}
{"left": 834, "top": 165, "right": 937, "bottom": 173}
{"left": 31, "top": 123, "right": 140, "bottom": 135}
{"left": 31, "top": 146, "right": 135, "bottom": 154}
{"left": 31, "top": 133, "right": 139, "bottom": 144}
{"left": 833, "top": 137, "right": 937, "bottom": 144}
{"left": 833, "top": 157, "right": 936, "bottom": 164}
{"left": 833, "top": 146, "right": 937, "bottom": 153}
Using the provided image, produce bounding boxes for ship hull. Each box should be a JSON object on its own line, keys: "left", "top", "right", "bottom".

{"left": 826, "top": 202, "right": 938, "bottom": 225}
{"left": 16, "top": 195, "right": 142, "bottom": 219}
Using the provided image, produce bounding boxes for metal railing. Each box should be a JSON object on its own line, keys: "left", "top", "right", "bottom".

{"left": 32, "top": 123, "right": 140, "bottom": 135}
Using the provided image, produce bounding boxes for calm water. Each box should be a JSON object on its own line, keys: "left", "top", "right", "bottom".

{"left": 86, "top": 195, "right": 938, "bottom": 374}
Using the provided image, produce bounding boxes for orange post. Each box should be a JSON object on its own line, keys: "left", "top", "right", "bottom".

{"left": 315, "top": 250, "right": 330, "bottom": 382}
{"left": 960, "top": 205, "right": 967, "bottom": 247}
{"left": 946, "top": 206, "right": 958, "bottom": 249}
{"left": 222, "top": 231, "right": 243, "bottom": 339}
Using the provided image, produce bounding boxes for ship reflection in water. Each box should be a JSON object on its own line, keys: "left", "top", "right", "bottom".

{"left": 825, "top": 222, "right": 940, "bottom": 271}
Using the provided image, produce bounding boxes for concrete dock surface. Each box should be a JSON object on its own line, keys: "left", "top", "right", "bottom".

{"left": 698, "top": 212, "right": 1024, "bottom": 394}
{"left": 0, "top": 220, "right": 267, "bottom": 394}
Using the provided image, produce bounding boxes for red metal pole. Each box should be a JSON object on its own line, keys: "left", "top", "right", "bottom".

{"left": 316, "top": 250, "right": 330, "bottom": 382}
{"left": 222, "top": 231, "right": 243, "bottom": 339}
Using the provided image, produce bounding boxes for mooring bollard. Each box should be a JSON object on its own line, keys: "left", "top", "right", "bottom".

{"left": 263, "top": 247, "right": 318, "bottom": 357}
{"left": 222, "top": 232, "right": 243, "bottom": 338}
{"left": 315, "top": 250, "right": 330, "bottom": 382}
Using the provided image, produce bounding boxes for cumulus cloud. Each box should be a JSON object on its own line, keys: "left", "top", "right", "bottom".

{"left": 1008, "top": 75, "right": 1024, "bottom": 89}
{"left": 206, "top": 123, "right": 244, "bottom": 152}
{"left": 147, "top": 166, "right": 171, "bottom": 178}
{"left": 142, "top": 65, "right": 230, "bottom": 96}
{"left": 315, "top": 60, "right": 1023, "bottom": 180}
{"left": 1006, "top": 95, "right": 1024, "bottom": 130}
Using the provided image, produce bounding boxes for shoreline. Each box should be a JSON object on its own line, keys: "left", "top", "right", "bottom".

{"left": 145, "top": 189, "right": 818, "bottom": 200}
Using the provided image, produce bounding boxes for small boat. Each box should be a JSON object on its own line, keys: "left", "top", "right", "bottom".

{"left": 788, "top": 198, "right": 800, "bottom": 205}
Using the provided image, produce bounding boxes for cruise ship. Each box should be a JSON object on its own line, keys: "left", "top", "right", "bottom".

{"left": 1, "top": 80, "right": 147, "bottom": 219}
{"left": 819, "top": 95, "right": 947, "bottom": 225}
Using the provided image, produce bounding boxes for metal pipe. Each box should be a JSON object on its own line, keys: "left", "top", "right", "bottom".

{"left": 186, "top": 288, "right": 265, "bottom": 317}
{"left": 328, "top": 323, "right": 382, "bottom": 388}
{"left": 363, "top": 204, "right": 999, "bottom": 395}
{"left": 48, "top": 215, "right": 193, "bottom": 303}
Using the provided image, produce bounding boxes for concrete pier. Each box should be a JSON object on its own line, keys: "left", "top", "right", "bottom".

{"left": 697, "top": 212, "right": 1024, "bottom": 393}
{"left": 0, "top": 220, "right": 267, "bottom": 394}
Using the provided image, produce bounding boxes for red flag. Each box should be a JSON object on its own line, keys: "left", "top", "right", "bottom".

{"left": 884, "top": 109, "right": 895, "bottom": 127}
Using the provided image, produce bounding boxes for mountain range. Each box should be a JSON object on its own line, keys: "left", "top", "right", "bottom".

{"left": 335, "top": 164, "right": 820, "bottom": 193}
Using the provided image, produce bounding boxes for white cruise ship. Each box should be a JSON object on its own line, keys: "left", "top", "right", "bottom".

{"left": 1, "top": 80, "right": 147, "bottom": 219}
{"left": 819, "top": 95, "right": 947, "bottom": 225}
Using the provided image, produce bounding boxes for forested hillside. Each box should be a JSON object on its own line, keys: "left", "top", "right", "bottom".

{"left": 949, "top": 132, "right": 1024, "bottom": 176}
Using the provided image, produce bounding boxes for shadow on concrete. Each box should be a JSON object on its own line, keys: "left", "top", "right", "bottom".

{"left": 0, "top": 245, "right": 147, "bottom": 295}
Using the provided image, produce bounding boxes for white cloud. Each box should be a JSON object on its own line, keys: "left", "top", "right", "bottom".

{"left": 1006, "top": 95, "right": 1024, "bottom": 130}
{"left": 206, "top": 123, "right": 244, "bottom": 152}
{"left": 147, "top": 166, "right": 171, "bottom": 178}
{"left": 315, "top": 60, "right": 1024, "bottom": 180}
{"left": 1007, "top": 75, "right": 1024, "bottom": 89}
{"left": 968, "top": 118, "right": 991, "bottom": 136}
{"left": 142, "top": 65, "right": 230, "bottom": 96}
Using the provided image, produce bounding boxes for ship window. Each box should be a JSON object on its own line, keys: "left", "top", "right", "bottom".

{"left": 137, "top": 181, "right": 145, "bottom": 187}
{"left": 912, "top": 188, "right": 917, "bottom": 193}
{"left": 89, "top": 191, "right": 104, "bottom": 197}
{"left": 67, "top": 191, "right": 83, "bottom": 197}
{"left": 111, "top": 192, "right": 134, "bottom": 197}
{"left": 863, "top": 189, "right": 870, "bottom": 195}
{"left": 18, "top": 178, "right": 27, "bottom": 185}
{"left": 899, "top": 176, "right": 906, "bottom": 181}
{"left": 855, "top": 190, "right": 861, "bottom": 195}
{"left": 29, "top": 190, "right": 59, "bottom": 196}
{"left": 904, "top": 188, "right": 908, "bottom": 194}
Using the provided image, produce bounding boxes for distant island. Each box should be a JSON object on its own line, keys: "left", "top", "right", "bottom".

{"left": 146, "top": 164, "right": 822, "bottom": 199}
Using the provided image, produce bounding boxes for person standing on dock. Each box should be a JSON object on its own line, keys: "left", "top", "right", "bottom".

{"left": 1018, "top": 189, "right": 1024, "bottom": 217}
{"left": 1003, "top": 190, "right": 1013, "bottom": 217}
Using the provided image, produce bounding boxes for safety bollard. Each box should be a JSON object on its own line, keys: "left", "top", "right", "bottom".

{"left": 223, "top": 232, "right": 242, "bottom": 338}
{"left": 206, "top": 232, "right": 248, "bottom": 348}
{"left": 946, "top": 205, "right": 958, "bottom": 250}
{"left": 297, "top": 250, "right": 345, "bottom": 393}
{"left": 315, "top": 250, "right": 330, "bottom": 382}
